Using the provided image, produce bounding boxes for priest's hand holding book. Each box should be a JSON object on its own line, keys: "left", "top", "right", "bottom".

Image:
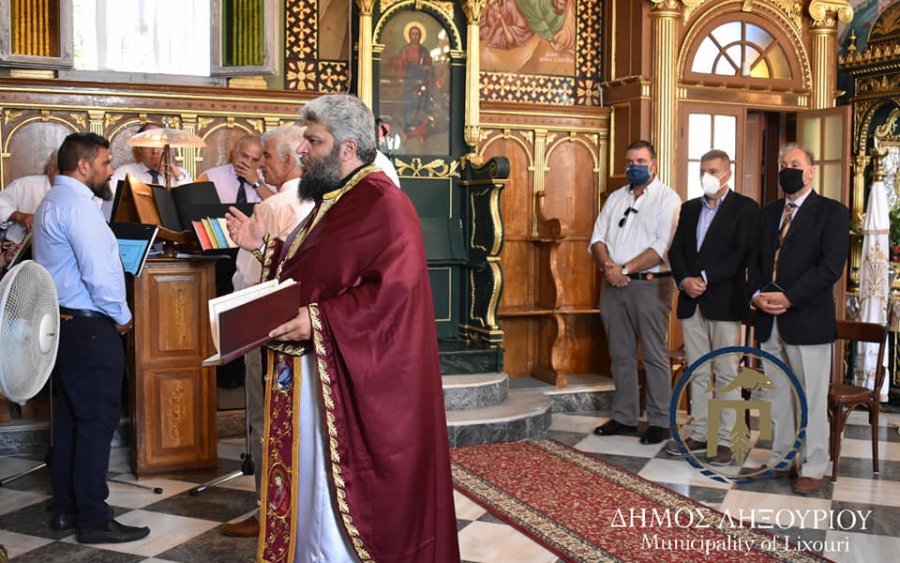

{"left": 269, "top": 306, "right": 311, "bottom": 342}
{"left": 225, "top": 205, "right": 266, "bottom": 250}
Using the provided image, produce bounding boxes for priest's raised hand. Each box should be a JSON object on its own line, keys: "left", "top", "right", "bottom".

{"left": 225, "top": 204, "right": 265, "bottom": 250}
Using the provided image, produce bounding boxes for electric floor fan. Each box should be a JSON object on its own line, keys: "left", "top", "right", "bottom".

{"left": 0, "top": 260, "right": 59, "bottom": 486}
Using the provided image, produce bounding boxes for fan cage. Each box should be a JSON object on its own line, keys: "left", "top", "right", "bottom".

{"left": 0, "top": 261, "right": 59, "bottom": 404}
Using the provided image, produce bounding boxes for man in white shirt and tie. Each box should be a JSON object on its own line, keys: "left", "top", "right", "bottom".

{"left": 106, "top": 122, "right": 193, "bottom": 220}
{"left": 197, "top": 135, "right": 273, "bottom": 204}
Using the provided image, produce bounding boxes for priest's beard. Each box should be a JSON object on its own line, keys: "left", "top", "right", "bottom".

{"left": 300, "top": 145, "right": 343, "bottom": 201}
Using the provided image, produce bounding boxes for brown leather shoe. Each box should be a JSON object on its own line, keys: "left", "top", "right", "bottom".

{"left": 223, "top": 515, "right": 259, "bottom": 537}
{"left": 792, "top": 477, "right": 823, "bottom": 495}
{"left": 707, "top": 446, "right": 734, "bottom": 466}
{"left": 664, "top": 437, "right": 707, "bottom": 456}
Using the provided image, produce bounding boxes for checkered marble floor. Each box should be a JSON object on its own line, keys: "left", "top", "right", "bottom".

{"left": 1, "top": 409, "right": 899, "bottom": 562}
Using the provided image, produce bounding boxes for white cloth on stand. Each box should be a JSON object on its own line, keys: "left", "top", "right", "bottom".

{"left": 855, "top": 179, "right": 890, "bottom": 401}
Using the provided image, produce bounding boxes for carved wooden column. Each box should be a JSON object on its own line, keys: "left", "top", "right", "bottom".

{"left": 461, "top": 1, "right": 487, "bottom": 154}
{"left": 808, "top": 1, "right": 854, "bottom": 109}
{"left": 355, "top": 0, "right": 377, "bottom": 107}
{"left": 648, "top": 0, "right": 681, "bottom": 184}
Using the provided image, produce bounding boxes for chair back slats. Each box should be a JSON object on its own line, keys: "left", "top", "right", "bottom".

{"left": 834, "top": 320, "right": 888, "bottom": 389}
{"left": 829, "top": 320, "right": 887, "bottom": 481}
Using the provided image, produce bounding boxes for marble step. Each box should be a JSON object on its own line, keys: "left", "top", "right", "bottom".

{"left": 438, "top": 340, "right": 503, "bottom": 375}
{"left": 442, "top": 373, "right": 508, "bottom": 411}
{"left": 544, "top": 375, "right": 615, "bottom": 413}
{"left": 446, "top": 392, "right": 553, "bottom": 448}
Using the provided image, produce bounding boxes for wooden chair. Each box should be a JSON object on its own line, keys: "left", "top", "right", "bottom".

{"left": 669, "top": 346, "right": 690, "bottom": 414}
{"left": 828, "top": 320, "right": 888, "bottom": 482}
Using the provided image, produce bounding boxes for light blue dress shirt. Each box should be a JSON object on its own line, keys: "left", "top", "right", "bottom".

{"left": 694, "top": 189, "right": 730, "bottom": 284}
{"left": 696, "top": 189, "right": 728, "bottom": 252}
{"left": 33, "top": 175, "right": 132, "bottom": 325}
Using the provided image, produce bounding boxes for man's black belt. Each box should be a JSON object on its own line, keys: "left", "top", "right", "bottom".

{"left": 626, "top": 272, "right": 672, "bottom": 280}
{"left": 59, "top": 307, "right": 108, "bottom": 320}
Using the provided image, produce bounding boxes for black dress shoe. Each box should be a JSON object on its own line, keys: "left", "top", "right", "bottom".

{"left": 48, "top": 513, "right": 76, "bottom": 531}
{"left": 593, "top": 420, "right": 638, "bottom": 436}
{"left": 77, "top": 518, "right": 150, "bottom": 544}
{"left": 640, "top": 426, "right": 670, "bottom": 444}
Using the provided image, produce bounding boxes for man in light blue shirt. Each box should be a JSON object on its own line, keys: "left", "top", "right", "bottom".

{"left": 33, "top": 132, "right": 149, "bottom": 544}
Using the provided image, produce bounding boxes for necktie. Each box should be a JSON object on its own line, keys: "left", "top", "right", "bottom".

{"left": 148, "top": 169, "right": 159, "bottom": 184}
{"left": 772, "top": 202, "right": 797, "bottom": 280}
{"left": 236, "top": 177, "right": 248, "bottom": 204}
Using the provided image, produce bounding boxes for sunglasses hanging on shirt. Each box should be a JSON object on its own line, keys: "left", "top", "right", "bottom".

{"left": 618, "top": 207, "right": 638, "bottom": 228}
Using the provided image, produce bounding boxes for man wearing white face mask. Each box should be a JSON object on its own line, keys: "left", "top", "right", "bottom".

{"left": 589, "top": 140, "right": 682, "bottom": 445}
{"left": 665, "top": 149, "right": 759, "bottom": 465}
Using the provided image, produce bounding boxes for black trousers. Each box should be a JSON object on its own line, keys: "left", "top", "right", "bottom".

{"left": 51, "top": 315, "right": 124, "bottom": 527}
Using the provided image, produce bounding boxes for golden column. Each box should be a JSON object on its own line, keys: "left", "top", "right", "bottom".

{"left": 648, "top": 1, "right": 681, "bottom": 184}
{"left": 180, "top": 114, "right": 200, "bottom": 180}
{"left": 808, "top": 1, "right": 854, "bottom": 109}
{"left": 462, "top": 1, "right": 488, "bottom": 152}
{"left": 356, "top": 0, "right": 377, "bottom": 108}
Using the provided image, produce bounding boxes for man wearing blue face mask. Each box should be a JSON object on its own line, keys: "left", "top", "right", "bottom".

{"left": 665, "top": 149, "right": 759, "bottom": 465}
{"left": 747, "top": 143, "right": 849, "bottom": 495}
{"left": 588, "top": 140, "right": 682, "bottom": 445}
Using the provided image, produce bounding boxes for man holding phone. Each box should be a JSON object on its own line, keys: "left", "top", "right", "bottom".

{"left": 748, "top": 143, "right": 849, "bottom": 495}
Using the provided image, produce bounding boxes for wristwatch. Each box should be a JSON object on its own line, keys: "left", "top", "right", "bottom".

{"left": 621, "top": 265, "right": 630, "bottom": 275}
{"left": 251, "top": 179, "right": 265, "bottom": 190}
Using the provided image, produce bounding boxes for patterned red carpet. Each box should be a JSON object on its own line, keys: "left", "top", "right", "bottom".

{"left": 451, "top": 440, "right": 825, "bottom": 562}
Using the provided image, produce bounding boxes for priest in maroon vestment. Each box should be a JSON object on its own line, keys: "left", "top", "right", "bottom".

{"left": 227, "top": 94, "right": 459, "bottom": 563}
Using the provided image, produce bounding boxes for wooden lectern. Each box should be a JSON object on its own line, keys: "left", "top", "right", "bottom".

{"left": 127, "top": 257, "right": 218, "bottom": 476}
{"left": 116, "top": 174, "right": 225, "bottom": 475}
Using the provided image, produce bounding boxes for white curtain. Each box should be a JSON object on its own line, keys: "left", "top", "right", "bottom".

{"left": 74, "top": 0, "right": 210, "bottom": 76}
{"left": 855, "top": 179, "right": 890, "bottom": 402}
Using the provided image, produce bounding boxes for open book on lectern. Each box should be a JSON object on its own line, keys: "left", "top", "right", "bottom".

{"left": 202, "top": 278, "right": 301, "bottom": 366}
{"left": 111, "top": 174, "right": 252, "bottom": 243}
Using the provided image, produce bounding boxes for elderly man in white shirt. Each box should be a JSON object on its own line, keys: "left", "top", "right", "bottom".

{"left": 589, "top": 139, "right": 682, "bottom": 446}
{"left": 222, "top": 124, "right": 311, "bottom": 538}
{"left": 0, "top": 151, "right": 58, "bottom": 244}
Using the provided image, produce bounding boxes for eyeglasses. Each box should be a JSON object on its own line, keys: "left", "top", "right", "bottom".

{"left": 618, "top": 207, "right": 638, "bottom": 228}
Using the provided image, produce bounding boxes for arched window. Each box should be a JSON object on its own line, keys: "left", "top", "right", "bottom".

{"left": 691, "top": 21, "right": 792, "bottom": 79}
{"left": 683, "top": 13, "right": 803, "bottom": 91}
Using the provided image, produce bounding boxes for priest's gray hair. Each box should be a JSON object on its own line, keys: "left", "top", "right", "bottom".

{"left": 300, "top": 94, "right": 377, "bottom": 164}
{"left": 261, "top": 125, "right": 306, "bottom": 169}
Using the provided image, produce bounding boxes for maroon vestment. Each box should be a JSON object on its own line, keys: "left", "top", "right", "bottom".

{"left": 261, "top": 165, "right": 460, "bottom": 562}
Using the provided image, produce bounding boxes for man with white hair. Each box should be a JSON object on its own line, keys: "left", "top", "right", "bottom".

{"left": 222, "top": 125, "right": 311, "bottom": 538}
